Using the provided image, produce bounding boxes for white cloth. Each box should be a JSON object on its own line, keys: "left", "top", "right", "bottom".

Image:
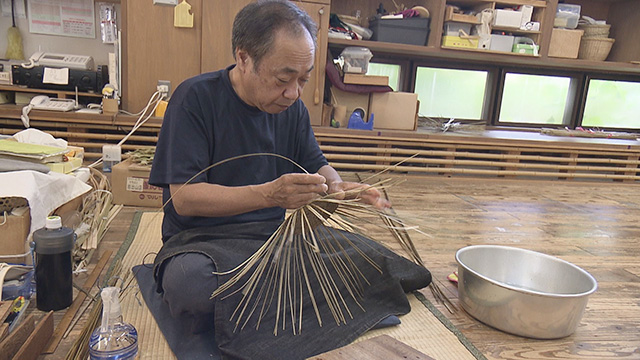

{"left": 0, "top": 170, "right": 91, "bottom": 238}
{"left": 12, "top": 128, "right": 68, "bottom": 148}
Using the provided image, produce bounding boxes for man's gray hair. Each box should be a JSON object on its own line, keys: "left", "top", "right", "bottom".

{"left": 232, "top": 0, "right": 317, "bottom": 70}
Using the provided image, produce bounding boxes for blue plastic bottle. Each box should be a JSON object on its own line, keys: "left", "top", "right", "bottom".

{"left": 89, "top": 287, "right": 138, "bottom": 360}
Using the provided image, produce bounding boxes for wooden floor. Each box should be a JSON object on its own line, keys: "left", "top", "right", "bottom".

{"left": 41, "top": 174, "right": 640, "bottom": 360}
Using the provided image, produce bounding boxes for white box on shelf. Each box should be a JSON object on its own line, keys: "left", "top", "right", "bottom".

{"left": 493, "top": 9, "right": 523, "bottom": 28}
{"left": 489, "top": 34, "right": 515, "bottom": 52}
{"left": 519, "top": 5, "right": 534, "bottom": 29}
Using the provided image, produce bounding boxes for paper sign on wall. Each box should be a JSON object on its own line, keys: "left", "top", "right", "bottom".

{"left": 174, "top": 0, "right": 193, "bottom": 28}
{"left": 27, "top": 0, "right": 95, "bottom": 38}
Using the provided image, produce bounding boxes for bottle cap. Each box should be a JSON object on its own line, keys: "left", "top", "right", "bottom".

{"left": 45, "top": 216, "right": 62, "bottom": 229}
{"left": 101, "top": 287, "right": 122, "bottom": 328}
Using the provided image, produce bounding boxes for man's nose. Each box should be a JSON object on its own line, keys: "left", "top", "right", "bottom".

{"left": 283, "top": 81, "right": 302, "bottom": 100}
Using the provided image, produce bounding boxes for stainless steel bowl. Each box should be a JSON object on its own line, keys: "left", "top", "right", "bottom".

{"left": 455, "top": 245, "right": 597, "bottom": 339}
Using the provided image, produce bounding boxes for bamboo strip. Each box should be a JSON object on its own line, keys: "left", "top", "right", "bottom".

{"left": 67, "top": 142, "right": 155, "bottom": 151}
{"left": 328, "top": 162, "right": 640, "bottom": 181}
{"left": 314, "top": 131, "right": 640, "bottom": 155}
{"left": 0, "top": 119, "right": 160, "bottom": 133}
{"left": 320, "top": 145, "right": 640, "bottom": 165}
{"left": 323, "top": 153, "right": 640, "bottom": 174}
{"left": 317, "top": 136, "right": 640, "bottom": 158}
{"left": 0, "top": 108, "right": 162, "bottom": 128}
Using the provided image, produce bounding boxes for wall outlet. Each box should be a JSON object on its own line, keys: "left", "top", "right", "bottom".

{"left": 153, "top": 0, "right": 178, "bottom": 5}
{"left": 157, "top": 80, "right": 171, "bottom": 98}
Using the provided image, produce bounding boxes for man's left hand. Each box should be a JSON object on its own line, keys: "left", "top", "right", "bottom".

{"left": 327, "top": 181, "right": 391, "bottom": 210}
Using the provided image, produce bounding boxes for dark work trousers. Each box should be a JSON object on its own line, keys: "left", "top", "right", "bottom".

{"left": 160, "top": 252, "right": 218, "bottom": 334}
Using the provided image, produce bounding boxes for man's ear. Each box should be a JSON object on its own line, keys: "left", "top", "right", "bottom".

{"left": 235, "top": 49, "right": 251, "bottom": 72}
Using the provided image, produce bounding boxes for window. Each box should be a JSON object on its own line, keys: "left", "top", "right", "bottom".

{"left": 582, "top": 79, "right": 640, "bottom": 129}
{"left": 366, "top": 62, "right": 401, "bottom": 91}
{"left": 414, "top": 67, "right": 488, "bottom": 120}
{"left": 498, "top": 73, "right": 572, "bottom": 125}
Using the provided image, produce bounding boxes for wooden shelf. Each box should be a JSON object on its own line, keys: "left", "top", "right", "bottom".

{"left": 0, "top": 84, "right": 102, "bottom": 99}
{"left": 0, "top": 105, "right": 162, "bottom": 128}
{"left": 441, "top": 45, "right": 540, "bottom": 57}
{"left": 492, "top": 25, "right": 541, "bottom": 34}
{"left": 452, "top": 0, "right": 547, "bottom": 7}
{"left": 328, "top": 38, "right": 640, "bottom": 76}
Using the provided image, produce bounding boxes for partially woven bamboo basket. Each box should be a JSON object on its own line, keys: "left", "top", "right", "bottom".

{"left": 578, "top": 37, "right": 615, "bottom": 61}
{"left": 577, "top": 23, "right": 611, "bottom": 38}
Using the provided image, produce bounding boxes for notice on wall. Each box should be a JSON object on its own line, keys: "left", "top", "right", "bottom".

{"left": 27, "top": 0, "right": 95, "bottom": 39}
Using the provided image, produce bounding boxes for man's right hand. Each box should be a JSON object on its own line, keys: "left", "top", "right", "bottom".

{"left": 263, "top": 173, "right": 328, "bottom": 209}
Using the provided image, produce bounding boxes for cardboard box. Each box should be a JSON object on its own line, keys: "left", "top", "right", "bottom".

{"left": 111, "top": 158, "right": 163, "bottom": 207}
{"left": 369, "top": 92, "right": 419, "bottom": 131}
{"left": 548, "top": 28, "right": 584, "bottom": 59}
{"left": 343, "top": 74, "right": 389, "bottom": 87}
{"left": 0, "top": 207, "right": 31, "bottom": 264}
{"left": 331, "top": 87, "right": 371, "bottom": 122}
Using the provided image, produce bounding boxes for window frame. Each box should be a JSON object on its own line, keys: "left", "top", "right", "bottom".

{"left": 411, "top": 59, "right": 500, "bottom": 122}
{"left": 365, "top": 56, "right": 408, "bottom": 91}
{"left": 328, "top": 43, "right": 640, "bottom": 133}
{"left": 492, "top": 67, "right": 585, "bottom": 128}
{"left": 577, "top": 73, "right": 640, "bottom": 132}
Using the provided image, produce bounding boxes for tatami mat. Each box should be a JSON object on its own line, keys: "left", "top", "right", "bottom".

{"left": 114, "top": 211, "right": 484, "bottom": 360}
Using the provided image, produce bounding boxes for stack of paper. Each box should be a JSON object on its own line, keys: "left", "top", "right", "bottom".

{"left": 0, "top": 140, "right": 84, "bottom": 174}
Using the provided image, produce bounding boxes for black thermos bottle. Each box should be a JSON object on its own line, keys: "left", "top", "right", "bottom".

{"left": 33, "top": 215, "right": 75, "bottom": 311}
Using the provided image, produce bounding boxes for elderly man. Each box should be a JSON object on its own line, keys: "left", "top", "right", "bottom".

{"left": 150, "top": 1, "right": 430, "bottom": 359}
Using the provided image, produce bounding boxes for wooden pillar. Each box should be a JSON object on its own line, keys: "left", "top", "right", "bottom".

{"left": 558, "top": 152, "right": 578, "bottom": 180}
{"left": 500, "top": 150, "right": 521, "bottom": 179}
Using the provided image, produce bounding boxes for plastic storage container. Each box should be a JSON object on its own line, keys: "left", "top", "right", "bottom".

{"left": 369, "top": 17, "right": 431, "bottom": 46}
{"left": 1, "top": 268, "right": 35, "bottom": 301}
{"left": 340, "top": 47, "right": 373, "bottom": 74}
{"left": 554, "top": 4, "right": 581, "bottom": 29}
{"left": 33, "top": 216, "right": 75, "bottom": 311}
{"left": 489, "top": 34, "right": 515, "bottom": 52}
{"left": 444, "top": 22, "right": 472, "bottom": 37}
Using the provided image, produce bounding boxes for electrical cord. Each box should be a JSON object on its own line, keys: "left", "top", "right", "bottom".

{"left": 20, "top": 104, "right": 33, "bottom": 128}
{"left": 88, "top": 90, "right": 164, "bottom": 169}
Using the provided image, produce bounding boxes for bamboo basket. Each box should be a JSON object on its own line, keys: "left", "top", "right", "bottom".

{"left": 578, "top": 37, "right": 615, "bottom": 61}
{"left": 577, "top": 23, "right": 611, "bottom": 38}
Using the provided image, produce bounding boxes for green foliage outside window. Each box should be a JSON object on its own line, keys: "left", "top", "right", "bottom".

{"left": 414, "top": 67, "right": 487, "bottom": 119}
{"left": 583, "top": 79, "right": 640, "bottom": 129}
{"left": 499, "top": 73, "right": 570, "bottom": 125}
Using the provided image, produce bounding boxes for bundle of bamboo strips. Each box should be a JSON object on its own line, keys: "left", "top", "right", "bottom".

{"left": 72, "top": 167, "right": 121, "bottom": 272}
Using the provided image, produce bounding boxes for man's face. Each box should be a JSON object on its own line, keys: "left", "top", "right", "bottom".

{"left": 242, "top": 29, "right": 315, "bottom": 114}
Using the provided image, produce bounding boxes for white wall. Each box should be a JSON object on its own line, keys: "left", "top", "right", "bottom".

{"left": 0, "top": 3, "right": 120, "bottom": 67}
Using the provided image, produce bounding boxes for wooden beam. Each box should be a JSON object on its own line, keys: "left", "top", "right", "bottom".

{"left": 13, "top": 311, "right": 54, "bottom": 360}
{"left": 0, "top": 302, "right": 12, "bottom": 323}
{"left": 0, "top": 324, "right": 8, "bottom": 342}
{"left": 306, "top": 335, "right": 435, "bottom": 360}
{"left": 0, "top": 314, "right": 35, "bottom": 360}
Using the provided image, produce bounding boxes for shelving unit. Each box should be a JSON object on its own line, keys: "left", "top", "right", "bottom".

{"left": 0, "top": 84, "right": 103, "bottom": 102}
{"left": 0, "top": 106, "right": 160, "bottom": 160}
{"left": 329, "top": 0, "right": 640, "bottom": 76}
{"left": 328, "top": 37, "right": 640, "bottom": 75}
{"left": 443, "top": 0, "right": 547, "bottom": 54}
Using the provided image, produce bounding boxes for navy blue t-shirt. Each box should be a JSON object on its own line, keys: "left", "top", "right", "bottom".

{"left": 149, "top": 66, "right": 328, "bottom": 241}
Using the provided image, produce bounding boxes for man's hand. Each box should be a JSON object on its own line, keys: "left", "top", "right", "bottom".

{"left": 264, "top": 173, "right": 328, "bottom": 209}
{"left": 327, "top": 181, "right": 391, "bottom": 210}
